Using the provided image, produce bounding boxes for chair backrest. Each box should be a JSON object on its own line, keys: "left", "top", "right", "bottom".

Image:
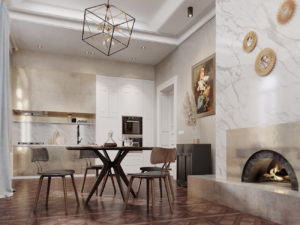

{"left": 150, "top": 147, "right": 176, "bottom": 164}
{"left": 79, "top": 150, "right": 97, "bottom": 159}
{"left": 31, "top": 148, "right": 49, "bottom": 162}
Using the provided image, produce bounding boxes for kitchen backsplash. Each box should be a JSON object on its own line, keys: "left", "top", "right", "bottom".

{"left": 12, "top": 121, "right": 95, "bottom": 145}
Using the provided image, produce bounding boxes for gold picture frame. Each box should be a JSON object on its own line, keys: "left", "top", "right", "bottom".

{"left": 192, "top": 54, "right": 216, "bottom": 118}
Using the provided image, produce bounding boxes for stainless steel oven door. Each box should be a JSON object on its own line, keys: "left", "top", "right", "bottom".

{"left": 124, "top": 121, "right": 141, "bottom": 134}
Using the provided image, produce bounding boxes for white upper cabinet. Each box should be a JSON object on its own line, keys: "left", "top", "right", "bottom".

{"left": 96, "top": 75, "right": 154, "bottom": 145}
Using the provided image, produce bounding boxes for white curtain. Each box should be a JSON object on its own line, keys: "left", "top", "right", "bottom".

{"left": 0, "top": 0, "right": 13, "bottom": 198}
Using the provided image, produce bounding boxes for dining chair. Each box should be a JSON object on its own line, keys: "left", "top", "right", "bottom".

{"left": 136, "top": 167, "right": 162, "bottom": 198}
{"left": 123, "top": 147, "right": 176, "bottom": 213}
{"left": 32, "top": 148, "right": 79, "bottom": 212}
{"left": 80, "top": 150, "right": 116, "bottom": 196}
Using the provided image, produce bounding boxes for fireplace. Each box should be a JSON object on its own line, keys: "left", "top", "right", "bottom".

{"left": 241, "top": 150, "right": 298, "bottom": 190}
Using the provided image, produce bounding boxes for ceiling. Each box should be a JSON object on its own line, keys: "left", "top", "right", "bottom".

{"left": 7, "top": 0, "right": 215, "bottom": 65}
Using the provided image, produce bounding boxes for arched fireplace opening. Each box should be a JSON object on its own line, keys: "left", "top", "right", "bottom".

{"left": 241, "top": 150, "right": 298, "bottom": 191}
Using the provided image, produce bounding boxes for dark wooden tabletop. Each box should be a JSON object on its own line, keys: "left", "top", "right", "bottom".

{"left": 66, "top": 145, "right": 153, "bottom": 151}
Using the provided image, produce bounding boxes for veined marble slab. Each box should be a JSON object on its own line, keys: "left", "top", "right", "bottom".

{"left": 12, "top": 122, "right": 95, "bottom": 145}
{"left": 216, "top": 0, "right": 300, "bottom": 178}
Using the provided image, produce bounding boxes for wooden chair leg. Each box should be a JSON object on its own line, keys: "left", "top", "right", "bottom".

{"left": 62, "top": 176, "right": 68, "bottom": 212}
{"left": 95, "top": 169, "right": 99, "bottom": 196}
{"left": 146, "top": 178, "right": 150, "bottom": 209}
{"left": 136, "top": 171, "right": 145, "bottom": 198}
{"left": 123, "top": 176, "right": 134, "bottom": 211}
{"left": 81, "top": 168, "right": 88, "bottom": 193}
{"left": 34, "top": 176, "right": 44, "bottom": 212}
{"left": 159, "top": 178, "right": 162, "bottom": 198}
{"left": 109, "top": 170, "right": 117, "bottom": 195}
{"left": 45, "top": 177, "right": 51, "bottom": 208}
{"left": 163, "top": 177, "right": 173, "bottom": 213}
{"left": 136, "top": 178, "right": 142, "bottom": 198}
{"left": 99, "top": 171, "right": 109, "bottom": 196}
{"left": 167, "top": 174, "right": 175, "bottom": 201}
{"left": 70, "top": 174, "right": 80, "bottom": 206}
{"left": 151, "top": 178, "right": 155, "bottom": 213}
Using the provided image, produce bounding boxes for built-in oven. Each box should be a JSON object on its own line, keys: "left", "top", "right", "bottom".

{"left": 122, "top": 116, "right": 143, "bottom": 135}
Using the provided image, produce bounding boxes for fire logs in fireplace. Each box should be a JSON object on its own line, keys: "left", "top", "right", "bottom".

{"left": 260, "top": 162, "right": 290, "bottom": 182}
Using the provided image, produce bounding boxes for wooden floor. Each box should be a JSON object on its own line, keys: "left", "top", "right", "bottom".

{"left": 0, "top": 177, "right": 280, "bottom": 225}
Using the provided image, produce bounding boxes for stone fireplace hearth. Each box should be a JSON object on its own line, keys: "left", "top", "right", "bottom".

{"left": 188, "top": 122, "right": 300, "bottom": 225}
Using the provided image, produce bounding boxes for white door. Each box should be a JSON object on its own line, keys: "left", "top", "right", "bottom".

{"left": 158, "top": 82, "right": 177, "bottom": 178}
{"left": 159, "top": 89, "right": 175, "bottom": 148}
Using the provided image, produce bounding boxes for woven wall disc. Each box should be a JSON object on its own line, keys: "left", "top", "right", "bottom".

{"left": 277, "top": 0, "right": 296, "bottom": 24}
{"left": 255, "top": 48, "right": 276, "bottom": 76}
{"left": 243, "top": 31, "right": 257, "bottom": 53}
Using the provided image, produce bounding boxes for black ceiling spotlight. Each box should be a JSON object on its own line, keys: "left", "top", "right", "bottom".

{"left": 82, "top": 0, "right": 135, "bottom": 56}
{"left": 188, "top": 6, "right": 193, "bottom": 18}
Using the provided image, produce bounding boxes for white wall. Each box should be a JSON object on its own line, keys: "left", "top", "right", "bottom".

{"left": 155, "top": 18, "right": 216, "bottom": 172}
{"left": 11, "top": 49, "right": 155, "bottom": 114}
{"left": 12, "top": 50, "right": 155, "bottom": 80}
{"left": 96, "top": 75, "right": 154, "bottom": 172}
{"left": 216, "top": 0, "right": 300, "bottom": 178}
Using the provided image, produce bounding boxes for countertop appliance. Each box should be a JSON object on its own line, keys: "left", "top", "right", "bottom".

{"left": 122, "top": 116, "right": 143, "bottom": 135}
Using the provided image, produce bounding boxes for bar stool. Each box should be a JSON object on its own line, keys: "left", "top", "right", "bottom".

{"left": 32, "top": 148, "right": 79, "bottom": 212}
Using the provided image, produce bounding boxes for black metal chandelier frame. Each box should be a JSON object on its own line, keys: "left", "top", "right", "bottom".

{"left": 82, "top": 0, "right": 135, "bottom": 56}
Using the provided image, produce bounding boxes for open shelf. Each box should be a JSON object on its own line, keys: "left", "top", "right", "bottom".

{"left": 13, "top": 121, "right": 95, "bottom": 125}
{"left": 13, "top": 109, "right": 95, "bottom": 118}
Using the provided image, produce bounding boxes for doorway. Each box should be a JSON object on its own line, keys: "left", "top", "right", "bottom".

{"left": 157, "top": 77, "right": 177, "bottom": 177}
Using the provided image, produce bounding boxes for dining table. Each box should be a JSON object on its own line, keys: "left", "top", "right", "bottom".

{"left": 66, "top": 145, "right": 153, "bottom": 204}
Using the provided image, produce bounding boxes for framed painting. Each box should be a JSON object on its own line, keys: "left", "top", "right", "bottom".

{"left": 192, "top": 54, "right": 216, "bottom": 118}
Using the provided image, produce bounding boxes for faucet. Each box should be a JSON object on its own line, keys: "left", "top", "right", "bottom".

{"left": 77, "top": 125, "right": 82, "bottom": 144}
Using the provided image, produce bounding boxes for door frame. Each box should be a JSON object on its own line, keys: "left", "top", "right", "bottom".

{"left": 156, "top": 76, "right": 178, "bottom": 147}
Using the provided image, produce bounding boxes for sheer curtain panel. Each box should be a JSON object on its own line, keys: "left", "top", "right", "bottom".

{"left": 0, "top": 0, "right": 13, "bottom": 198}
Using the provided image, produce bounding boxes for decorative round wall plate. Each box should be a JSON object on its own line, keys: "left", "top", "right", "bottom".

{"left": 255, "top": 48, "right": 276, "bottom": 76}
{"left": 277, "top": 0, "right": 296, "bottom": 24}
{"left": 243, "top": 31, "right": 257, "bottom": 53}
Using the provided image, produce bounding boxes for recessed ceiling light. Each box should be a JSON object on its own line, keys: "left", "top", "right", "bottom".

{"left": 188, "top": 7, "right": 193, "bottom": 18}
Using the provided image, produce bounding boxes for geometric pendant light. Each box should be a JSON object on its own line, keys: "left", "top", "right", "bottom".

{"left": 82, "top": 0, "right": 135, "bottom": 56}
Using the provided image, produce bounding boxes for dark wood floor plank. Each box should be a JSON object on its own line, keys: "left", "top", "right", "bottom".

{"left": 0, "top": 177, "right": 281, "bottom": 225}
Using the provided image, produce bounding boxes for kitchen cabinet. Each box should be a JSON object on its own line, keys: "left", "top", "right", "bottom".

{"left": 96, "top": 75, "right": 155, "bottom": 173}
{"left": 177, "top": 144, "right": 212, "bottom": 187}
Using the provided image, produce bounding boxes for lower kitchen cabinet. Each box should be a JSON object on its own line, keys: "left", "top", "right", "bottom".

{"left": 177, "top": 144, "right": 212, "bottom": 187}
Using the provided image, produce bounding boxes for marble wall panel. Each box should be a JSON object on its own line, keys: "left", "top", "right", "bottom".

{"left": 216, "top": 0, "right": 300, "bottom": 178}
{"left": 12, "top": 122, "right": 95, "bottom": 146}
